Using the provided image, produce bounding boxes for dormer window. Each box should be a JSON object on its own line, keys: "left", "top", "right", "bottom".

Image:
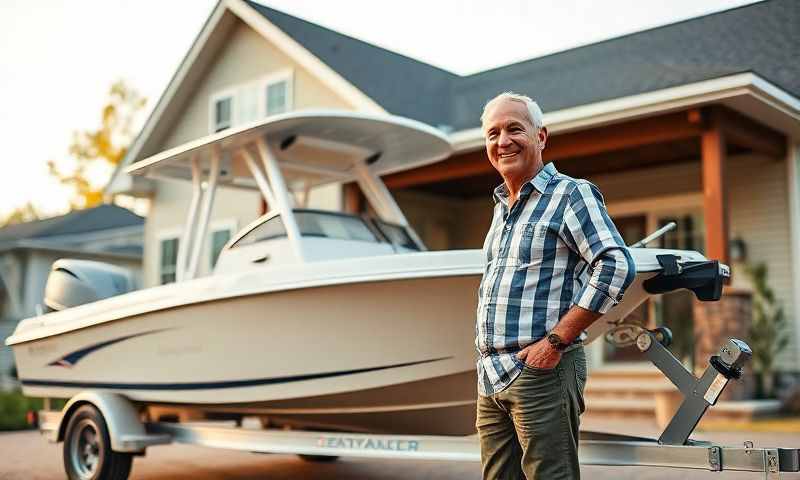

{"left": 209, "top": 70, "right": 293, "bottom": 133}
{"left": 212, "top": 95, "right": 233, "bottom": 133}
{"left": 266, "top": 79, "right": 288, "bottom": 115}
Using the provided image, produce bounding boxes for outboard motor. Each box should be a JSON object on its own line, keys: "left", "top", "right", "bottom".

{"left": 43, "top": 259, "right": 136, "bottom": 312}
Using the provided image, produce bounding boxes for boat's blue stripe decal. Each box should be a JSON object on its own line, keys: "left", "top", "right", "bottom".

{"left": 47, "top": 329, "right": 171, "bottom": 368}
{"left": 23, "top": 356, "right": 452, "bottom": 390}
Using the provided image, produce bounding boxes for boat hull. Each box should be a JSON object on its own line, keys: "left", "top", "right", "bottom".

{"left": 13, "top": 274, "right": 482, "bottom": 435}
{"left": 9, "top": 247, "right": 705, "bottom": 435}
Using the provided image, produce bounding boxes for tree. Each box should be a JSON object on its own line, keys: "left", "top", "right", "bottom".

{"left": 744, "top": 262, "right": 789, "bottom": 398}
{"left": 48, "top": 80, "right": 146, "bottom": 209}
{"left": 0, "top": 202, "right": 40, "bottom": 227}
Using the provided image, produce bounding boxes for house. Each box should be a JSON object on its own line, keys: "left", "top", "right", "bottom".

{"left": 0, "top": 204, "right": 144, "bottom": 389}
{"left": 107, "top": 0, "right": 800, "bottom": 412}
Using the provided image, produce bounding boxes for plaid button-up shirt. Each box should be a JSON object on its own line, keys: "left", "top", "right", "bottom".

{"left": 476, "top": 163, "right": 636, "bottom": 396}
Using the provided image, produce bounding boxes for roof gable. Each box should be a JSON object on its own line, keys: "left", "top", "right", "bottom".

{"left": 111, "top": 0, "right": 390, "bottom": 186}
{"left": 245, "top": 1, "right": 457, "bottom": 128}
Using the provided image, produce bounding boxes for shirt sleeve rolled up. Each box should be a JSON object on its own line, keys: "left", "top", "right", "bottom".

{"left": 562, "top": 182, "right": 636, "bottom": 314}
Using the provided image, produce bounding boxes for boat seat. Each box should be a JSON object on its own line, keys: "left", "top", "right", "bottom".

{"left": 43, "top": 259, "right": 136, "bottom": 311}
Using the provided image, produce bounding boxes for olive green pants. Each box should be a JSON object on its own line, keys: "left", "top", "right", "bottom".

{"left": 476, "top": 347, "right": 587, "bottom": 480}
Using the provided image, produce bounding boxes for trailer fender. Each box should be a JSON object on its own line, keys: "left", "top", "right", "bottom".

{"left": 57, "top": 391, "right": 170, "bottom": 452}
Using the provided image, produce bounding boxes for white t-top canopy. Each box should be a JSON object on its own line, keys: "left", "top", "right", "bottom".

{"left": 125, "top": 110, "right": 452, "bottom": 188}
{"left": 124, "top": 110, "right": 451, "bottom": 280}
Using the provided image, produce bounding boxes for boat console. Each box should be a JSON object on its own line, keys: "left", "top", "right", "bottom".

{"left": 214, "top": 209, "right": 423, "bottom": 273}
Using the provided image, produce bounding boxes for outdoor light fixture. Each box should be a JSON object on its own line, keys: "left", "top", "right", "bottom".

{"left": 729, "top": 237, "right": 747, "bottom": 262}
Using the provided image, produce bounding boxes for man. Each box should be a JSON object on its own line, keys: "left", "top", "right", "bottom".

{"left": 475, "top": 92, "right": 636, "bottom": 479}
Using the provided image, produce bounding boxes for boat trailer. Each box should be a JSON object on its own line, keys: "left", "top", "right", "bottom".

{"left": 39, "top": 331, "right": 799, "bottom": 479}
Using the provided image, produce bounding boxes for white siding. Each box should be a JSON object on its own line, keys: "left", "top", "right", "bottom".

{"left": 158, "top": 20, "right": 354, "bottom": 151}
{"left": 727, "top": 154, "right": 797, "bottom": 370}
{"left": 789, "top": 144, "right": 800, "bottom": 376}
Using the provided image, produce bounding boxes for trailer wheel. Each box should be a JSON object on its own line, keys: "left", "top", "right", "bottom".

{"left": 298, "top": 454, "right": 340, "bottom": 462}
{"left": 63, "top": 404, "right": 133, "bottom": 480}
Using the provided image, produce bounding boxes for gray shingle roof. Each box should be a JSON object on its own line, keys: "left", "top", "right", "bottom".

{"left": 449, "top": 0, "right": 800, "bottom": 130}
{"left": 0, "top": 204, "right": 143, "bottom": 243}
{"left": 248, "top": 0, "right": 799, "bottom": 131}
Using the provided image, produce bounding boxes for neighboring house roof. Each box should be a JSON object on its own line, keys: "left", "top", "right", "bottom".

{"left": 0, "top": 205, "right": 144, "bottom": 259}
{"left": 247, "top": 0, "right": 799, "bottom": 131}
{"left": 0, "top": 205, "right": 142, "bottom": 242}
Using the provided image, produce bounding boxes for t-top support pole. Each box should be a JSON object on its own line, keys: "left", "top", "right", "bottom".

{"left": 352, "top": 161, "right": 426, "bottom": 250}
{"left": 239, "top": 146, "right": 276, "bottom": 208}
{"left": 185, "top": 149, "right": 220, "bottom": 279}
{"left": 352, "top": 161, "right": 407, "bottom": 225}
{"left": 255, "top": 137, "right": 304, "bottom": 261}
{"left": 176, "top": 156, "right": 203, "bottom": 282}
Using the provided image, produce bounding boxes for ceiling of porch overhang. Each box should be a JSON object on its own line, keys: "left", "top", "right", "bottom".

{"left": 401, "top": 138, "right": 754, "bottom": 200}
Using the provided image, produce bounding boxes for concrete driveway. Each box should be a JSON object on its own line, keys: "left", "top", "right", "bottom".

{"left": 1, "top": 417, "right": 797, "bottom": 479}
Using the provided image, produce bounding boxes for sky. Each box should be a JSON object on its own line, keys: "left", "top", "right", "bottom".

{"left": 0, "top": 0, "right": 760, "bottom": 219}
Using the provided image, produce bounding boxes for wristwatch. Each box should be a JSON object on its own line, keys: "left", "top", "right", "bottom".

{"left": 546, "top": 332, "right": 570, "bottom": 352}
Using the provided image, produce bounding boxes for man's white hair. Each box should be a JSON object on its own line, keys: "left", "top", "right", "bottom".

{"left": 480, "top": 92, "right": 544, "bottom": 130}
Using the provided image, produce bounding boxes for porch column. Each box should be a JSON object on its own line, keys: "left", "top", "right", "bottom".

{"left": 342, "top": 183, "right": 362, "bottom": 214}
{"left": 701, "top": 123, "right": 729, "bottom": 265}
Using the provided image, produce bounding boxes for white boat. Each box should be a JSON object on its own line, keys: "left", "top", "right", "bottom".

{"left": 6, "top": 110, "right": 729, "bottom": 436}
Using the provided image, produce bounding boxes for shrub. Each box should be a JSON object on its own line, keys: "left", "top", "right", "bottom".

{"left": 0, "top": 390, "right": 42, "bottom": 430}
{"left": 745, "top": 262, "right": 789, "bottom": 399}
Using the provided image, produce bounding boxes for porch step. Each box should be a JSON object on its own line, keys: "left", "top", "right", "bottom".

{"left": 585, "top": 378, "right": 674, "bottom": 398}
{"left": 584, "top": 366, "right": 672, "bottom": 419}
{"left": 583, "top": 398, "right": 655, "bottom": 415}
{"left": 583, "top": 368, "right": 782, "bottom": 425}
{"left": 588, "top": 364, "right": 663, "bottom": 381}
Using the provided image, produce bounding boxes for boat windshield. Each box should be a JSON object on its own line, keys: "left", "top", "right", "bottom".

{"left": 230, "top": 210, "right": 421, "bottom": 251}
{"left": 296, "top": 210, "right": 379, "bottom": 242}
{"left": 371, "top": 219, "right": 419, "bottom": 251}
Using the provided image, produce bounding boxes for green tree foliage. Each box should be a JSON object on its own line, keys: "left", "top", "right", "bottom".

{"left": 0, "top": 390, "right": 40, "bottom": 430}
{"left": 745, "top": 262, "right": 789, "bottom": 398}
{"left": 48, "top": 80, "right": 146, "bottom": 209}
{"left": 0, "top": 389, "right": 67, "bottom": 431}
